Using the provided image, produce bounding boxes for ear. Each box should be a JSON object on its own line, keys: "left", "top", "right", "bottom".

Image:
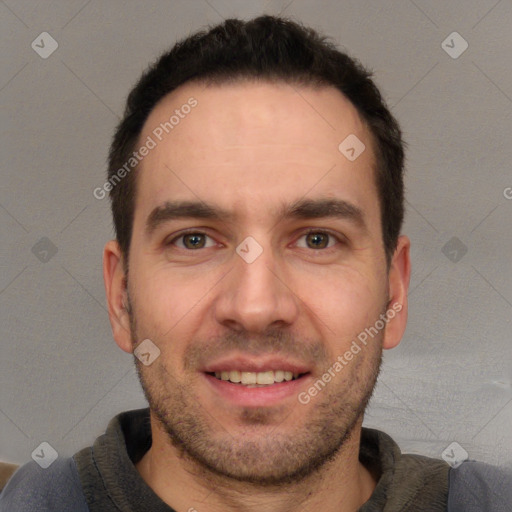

{"left": 103, "top": 240, "right": 133, "bottom": 353}
{"left": 382, "top": 235, "right": 411, "bottom": 350}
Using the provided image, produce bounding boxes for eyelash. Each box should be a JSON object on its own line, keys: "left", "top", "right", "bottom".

{"left": 166, "top": 228, "right": 345, "bottom": 251}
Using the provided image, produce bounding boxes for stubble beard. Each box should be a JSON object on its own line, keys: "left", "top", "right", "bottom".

{"left": 128, "top": 295, "right": 384, "bottom": 487}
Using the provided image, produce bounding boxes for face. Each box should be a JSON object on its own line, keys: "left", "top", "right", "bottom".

{"left": 105, "top": 80, "right": 410, "bottom": 485}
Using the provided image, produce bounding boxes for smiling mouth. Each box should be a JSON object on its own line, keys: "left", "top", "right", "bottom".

{"left": 207, "top": 370, "right": 309, "bottom": 387}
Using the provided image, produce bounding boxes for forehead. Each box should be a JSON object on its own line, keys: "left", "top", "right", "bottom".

{"left": 134, "top": 80, "right": 379, "bottom": 228}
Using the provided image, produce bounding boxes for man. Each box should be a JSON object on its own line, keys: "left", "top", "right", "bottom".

{"left": 1, "top": 15, "right": 510, "bottom": 512}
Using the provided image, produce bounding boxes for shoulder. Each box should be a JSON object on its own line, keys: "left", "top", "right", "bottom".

{"left": 0, "top": 456, "right": 88, "bottom": 511}
{"left": 448, "top": 460, "right": 512, "bottom": 512}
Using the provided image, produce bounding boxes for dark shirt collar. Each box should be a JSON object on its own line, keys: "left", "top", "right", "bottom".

{"left": 75, "top": 407, "right": 449, "bottom": 511}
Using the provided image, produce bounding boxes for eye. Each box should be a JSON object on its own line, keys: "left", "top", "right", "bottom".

{"left": 295, "top": 230, "right": 339, "bottom": 250}
{"left": 169, "top": 231, "right": 216, "bottom": 250}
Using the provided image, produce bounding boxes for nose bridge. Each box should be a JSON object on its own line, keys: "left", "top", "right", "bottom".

{"left": 213, "top": 238, "right": 299, "bottom": 332}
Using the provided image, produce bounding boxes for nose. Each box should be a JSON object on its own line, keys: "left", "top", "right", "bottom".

{"left": 212, "top": 243, "right": 300, "bottom": 333}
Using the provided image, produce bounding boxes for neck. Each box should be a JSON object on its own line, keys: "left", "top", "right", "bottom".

{"left": 135, "top": 413, "right": 377, "bottom": 512}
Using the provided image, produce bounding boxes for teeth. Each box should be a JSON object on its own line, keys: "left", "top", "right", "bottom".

{"left": 213, "top": 370, "right": 302, "bottom": 385}
{"left": 229, "top": 370, "right": 241, "bottom": 383}
{"left": 256, "top": 371, "right": 274, "bottom": 385}
{"left": 241, "top": 372, "right": 257, "bottom": 385}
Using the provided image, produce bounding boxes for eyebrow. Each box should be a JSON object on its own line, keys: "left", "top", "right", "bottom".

{"left": 283, "top": 198, "right": 367, "bottom": 231}
{"left": 145, "top": 198, "right": 367, "bottom": 236}
{"left": 145, "top": 201, "right": 233, "bottom": 236}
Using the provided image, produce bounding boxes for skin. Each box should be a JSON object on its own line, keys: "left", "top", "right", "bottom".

{"left": 104, "top": 80, "right": 411, "bottom": 512}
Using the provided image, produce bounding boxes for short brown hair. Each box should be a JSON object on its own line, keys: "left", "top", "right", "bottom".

{"left": 107, "top": 15, "right": 405, "bottom": 268}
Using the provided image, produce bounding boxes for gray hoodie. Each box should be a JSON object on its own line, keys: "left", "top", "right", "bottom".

{"left": 1, "top": 408, "right": 510, "bottom": 511}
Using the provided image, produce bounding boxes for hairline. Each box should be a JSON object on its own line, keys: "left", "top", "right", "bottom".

{"left": 123, "top": 76, "right": 391, "bottom": 273}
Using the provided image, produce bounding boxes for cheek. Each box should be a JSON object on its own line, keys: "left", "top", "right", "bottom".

{"left": 293, "top": 266, "right": 386, "bottom": 348}
{"left": 128, "top": 259, "right": 216, "bottom": 347}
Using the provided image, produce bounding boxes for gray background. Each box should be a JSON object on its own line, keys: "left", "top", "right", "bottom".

{"left": 1, "top": 0, "right": 511, "bottom": 469}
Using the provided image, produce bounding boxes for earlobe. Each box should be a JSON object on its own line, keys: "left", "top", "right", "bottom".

{"left": 382, "top": 235, "right": 411, "bottom": 350}
{"left": 103, "top": 240, "right": 133, "bottom": 353}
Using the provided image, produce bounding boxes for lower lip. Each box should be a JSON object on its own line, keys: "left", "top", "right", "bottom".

{"left": 203, "top": 373, "right": 311, "bottom": 407}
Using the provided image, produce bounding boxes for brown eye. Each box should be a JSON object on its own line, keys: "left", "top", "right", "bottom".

{"left": 182, "top": 233, "right": 206, "bottom": 249}
{"left": 306, "top": 232, "right": 329, "bottom": 249}
{"left": 170, "top": 232, "right": 215, "bottom": 250}
{"left": 294, "top": 230, "right": 344, "bottom": 252}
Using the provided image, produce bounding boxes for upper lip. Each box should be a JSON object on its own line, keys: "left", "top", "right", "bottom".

{"left": 201, "top": 355, "right": 311, "bottom": 374}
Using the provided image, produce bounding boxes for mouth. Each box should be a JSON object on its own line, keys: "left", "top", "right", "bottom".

{"left": 201, "top": 356, "right": 313, "bottom": 407}
{"left": 203, "top": 371, "right": 311, "bottom": 408}
{"left": 207, "top": 370, "right": 308, "bottom": 387}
